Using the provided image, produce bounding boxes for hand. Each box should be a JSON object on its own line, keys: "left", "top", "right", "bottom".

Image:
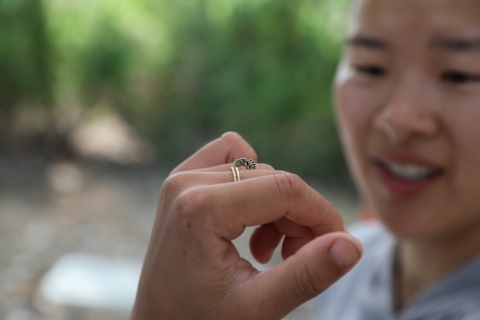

{"left": 130, "top": 132, "right": 363, "bottom": 320}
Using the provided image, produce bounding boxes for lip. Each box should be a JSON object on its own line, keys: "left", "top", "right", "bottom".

{"left": 371, "top": 152, "right": 444, "bottom": 198}
{"left": 375, "top": 152, "right": 443, "bottom": 168}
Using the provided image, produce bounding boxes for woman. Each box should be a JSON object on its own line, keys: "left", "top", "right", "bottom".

{"left": 131, "top": 0, "right": 480, "bottom": 319}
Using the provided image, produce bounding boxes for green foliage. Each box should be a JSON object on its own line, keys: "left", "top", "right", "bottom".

{"left": 139, "top": 0, "right": 351, "bottom": 179}
{"left": 2, "top": 0, "right": 353, "bottom": 181}
{"left": 0, "top": 0, "right": 52, "bottom": 114}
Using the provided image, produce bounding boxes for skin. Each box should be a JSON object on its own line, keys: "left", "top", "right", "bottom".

{"left": 130, "top": 132, "right": 362, "bottom": 320}
{"left": 336, "top": 0, "right": 480, "bottom": 309}
{"left": 131, "top": 0, "right": 480, "bottom": 317}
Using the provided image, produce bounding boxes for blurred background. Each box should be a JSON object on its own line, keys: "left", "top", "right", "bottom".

{"left": 0, "top": 0, "right": 360, "bottom": 319}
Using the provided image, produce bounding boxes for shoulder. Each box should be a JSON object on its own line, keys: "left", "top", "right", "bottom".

{"left": 347, "top": 219, "right": 393, "bottom": 248}
{"left": 313, "top": 220, "right": 396, "bottom": 319}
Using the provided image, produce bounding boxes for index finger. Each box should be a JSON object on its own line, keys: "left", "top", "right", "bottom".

{"left": 185, "top": 172, "right": 344, "bottom": 239}
{"left": 171, "top": 132, "right": 257, "bottom": 175}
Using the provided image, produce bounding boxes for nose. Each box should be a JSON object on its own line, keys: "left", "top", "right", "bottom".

{"left": 374, "top": 79, "right": 440, "bottom": 144}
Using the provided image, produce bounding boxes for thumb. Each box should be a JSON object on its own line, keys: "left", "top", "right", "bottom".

{"left": 246, "top": 232, "right": 362, "bottom": 319}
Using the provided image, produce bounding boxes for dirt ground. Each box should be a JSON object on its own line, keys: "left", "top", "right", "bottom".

{"left": 0, "top": 155, "right": 359, "bottom": 320}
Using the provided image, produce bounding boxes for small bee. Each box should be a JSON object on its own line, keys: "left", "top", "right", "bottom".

{"left": 233, "top": 158, "right": 256, "bottom": 169}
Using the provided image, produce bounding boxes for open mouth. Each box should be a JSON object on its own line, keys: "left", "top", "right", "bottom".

{"left": 375, "top": 159, "right": 444, "bottom": 181}
{"left": 373, "top": 158, "right": 444, "bottom": 196}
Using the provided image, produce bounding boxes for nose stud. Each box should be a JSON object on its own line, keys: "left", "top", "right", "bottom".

{"left": 375, "top": 116, "right": 412, "bottom": 145}
{"left": 387, "top": 130, "right": 410, "bottom": 145}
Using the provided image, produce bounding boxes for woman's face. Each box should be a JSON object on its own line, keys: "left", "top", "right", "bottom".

{"left": 335, "top": 0, "right": 480, "bottom": 240}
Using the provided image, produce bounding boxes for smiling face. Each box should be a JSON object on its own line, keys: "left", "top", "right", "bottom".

{"left": 335, "top": 0, "right": 480, "bottom": 240}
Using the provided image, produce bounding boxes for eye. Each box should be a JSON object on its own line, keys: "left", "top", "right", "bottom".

{"left": 354, "top": 65, "right": 386, "bottom": 78}
{"left": 442, "top": 71, "right": 480, "bottom": 84}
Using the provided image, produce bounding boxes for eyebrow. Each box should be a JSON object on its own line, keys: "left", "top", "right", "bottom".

{"left": 432, "top": 38, "right": 480, "bottom": 51}
{"left": 347, "top": 34, "right": 480, "bottom": 52}
{"left": 346, "top": 35, "right": 390, "bottom": 50}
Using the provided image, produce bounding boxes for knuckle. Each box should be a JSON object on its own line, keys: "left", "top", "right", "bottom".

{"left": 173, "top": 188, "right": 210, "bottom": 220}
{"left": 221, "top": 131, "right": 244, "bottom": 144}
{"left": 293, "top": 260, "right": 325, "bottom": 301}
{"left": 160, "top": 172, "right": 189, "bottom": 198}
{"left": 221, "top": 132, "right": 257, "bottom": 160}
{"left": 325, "top": 200, "right": 340, "bottom": 219}
{"left": 273, "top": 172, "right": 304, "bottom": 202}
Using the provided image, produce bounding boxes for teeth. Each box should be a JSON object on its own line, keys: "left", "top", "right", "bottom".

{"left": 383, "top": 161, "right": 438, "bottom": 180}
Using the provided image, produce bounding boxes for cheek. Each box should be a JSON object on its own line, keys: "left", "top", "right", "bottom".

{"left": 334, "top": 74, "right": 386, "bottom": 137}
{"left": 334, "top": 79, "right": 381, "bottom": 199}
{"left": 441, "top": 93, "right": 480, "bottom": 188}
{"left": 334, "top": 79, "right": 379, "bottom": 163}
{"left": 444, "top": 108, "right": 480, "bottom": 221}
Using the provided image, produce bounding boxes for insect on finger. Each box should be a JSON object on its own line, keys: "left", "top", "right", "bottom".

{"left": 233, "top": 158, "right": 257, "bottom": 170}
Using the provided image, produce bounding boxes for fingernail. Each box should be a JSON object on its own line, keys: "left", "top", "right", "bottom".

{"left": 265, "top": 250, "right": 274, "bottom": 262}
{"left": 330, "top": 239, "right": 360, "bottom": 268}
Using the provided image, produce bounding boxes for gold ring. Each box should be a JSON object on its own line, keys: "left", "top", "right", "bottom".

{"left": 231, "top": 167, "right": 241, "bottom": 182}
